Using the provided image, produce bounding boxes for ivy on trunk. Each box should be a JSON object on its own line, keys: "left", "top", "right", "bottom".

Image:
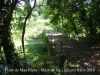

{"left": 0, "top": 0, "right": 19, "bottom": 67}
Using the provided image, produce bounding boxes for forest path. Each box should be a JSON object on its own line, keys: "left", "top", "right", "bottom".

{"left": 44, "top": 27, "right": 100, "bottom": 75}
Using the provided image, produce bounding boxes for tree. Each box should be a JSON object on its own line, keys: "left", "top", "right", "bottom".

{"left": 21, "top": 0, "right": 36, "bottom": 56}
{"left": 0, "top": 0, "right": 19, "bottom": 67}
{"left": 44, "top": 0, "right": 100, "bottom": 43}
{"left": 0, "top": 0, "right": 37, "bottom": 67}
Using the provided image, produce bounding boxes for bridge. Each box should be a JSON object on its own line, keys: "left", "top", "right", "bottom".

{"left": 44, "top": 27, "right": 100, "bottom": 74}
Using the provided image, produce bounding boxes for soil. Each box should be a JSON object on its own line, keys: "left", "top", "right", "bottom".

{"left": 44, "top": 27, "right": 100, "bottom": 75}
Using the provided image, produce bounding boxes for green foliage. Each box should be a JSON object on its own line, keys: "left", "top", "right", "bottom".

{"left": 44, "top": 0, "right": 100, "bottom": 43}
{"left": 31, "top": 11, "right": 39, "bottom": 21}
{"left": 44, "top": 22, "right": 51, "bottom": 26}
{"left": 14, "top": 43, "right": 59, "bottom": 75}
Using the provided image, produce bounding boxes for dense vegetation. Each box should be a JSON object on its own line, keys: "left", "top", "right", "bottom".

{"left": 44, "top": 0, "right": 100, "bottom": 43}
{"left": 0, "top": 0, "right": 62, "bottom": 75}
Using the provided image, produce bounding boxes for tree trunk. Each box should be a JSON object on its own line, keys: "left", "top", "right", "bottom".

{"left": 3, "top": 34, "right": 18, "bottom": 67}
{"left": 22, "top": 0, "right": 36, "bottom": 56}
{"left": 0, "top": 0, "right": 19, "bottom": 67}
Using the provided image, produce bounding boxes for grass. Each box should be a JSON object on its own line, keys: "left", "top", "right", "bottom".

{"left": 13, "top": 19, "right": 51, "bottom": 63}
{"left": 13, "top": 41, "right": 59, "bottom": 75}
{"left": 0, "top": 19, "right": 70, "bottom": 75}
{"left": 15, "top": 19, "right": 59, "bottom": 73}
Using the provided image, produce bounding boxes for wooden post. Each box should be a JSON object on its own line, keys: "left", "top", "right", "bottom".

{"left": 61, "top": 41, "right": 63, "bottom": 52}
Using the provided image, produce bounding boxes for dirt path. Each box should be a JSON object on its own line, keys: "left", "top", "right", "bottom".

{"left": 44, "top": 27, "right": 100, "bottom": 75}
